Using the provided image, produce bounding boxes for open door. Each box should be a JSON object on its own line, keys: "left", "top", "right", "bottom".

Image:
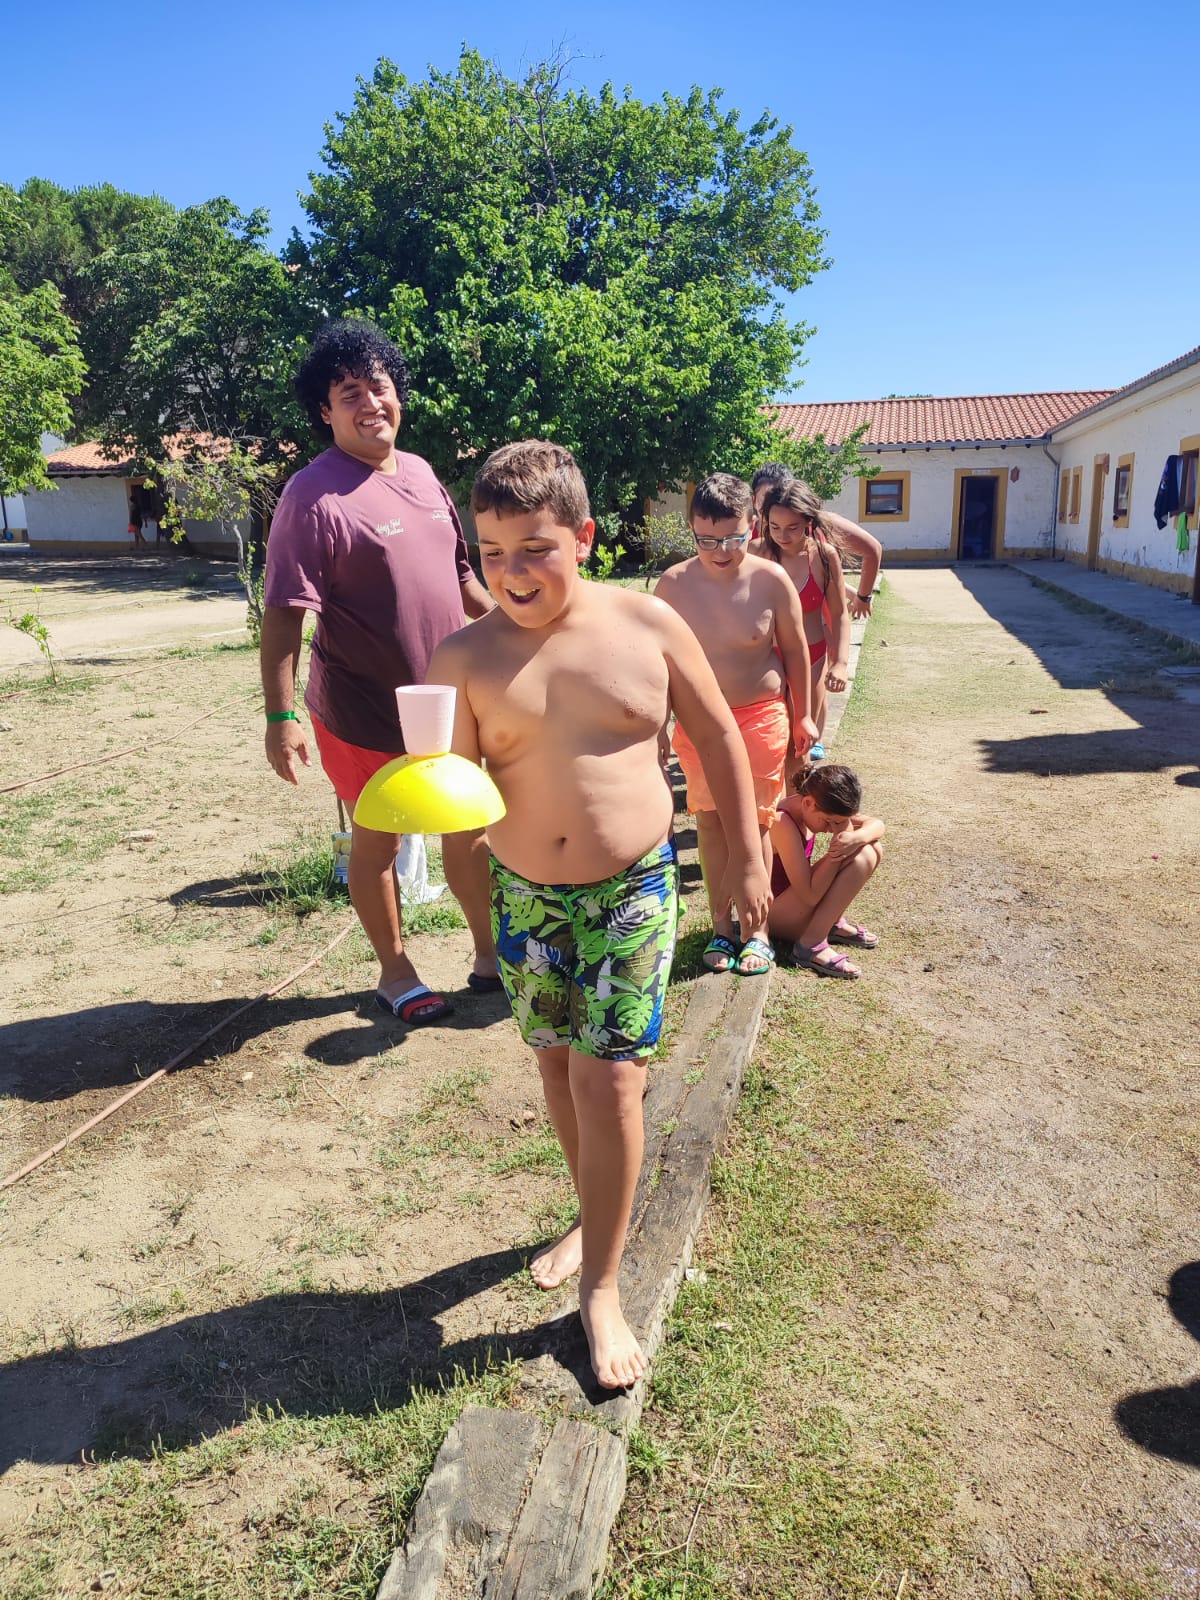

{"left": 958, "top": 476, "right": 997, "bottom": 560}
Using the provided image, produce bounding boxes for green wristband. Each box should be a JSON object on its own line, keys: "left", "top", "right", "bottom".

{"left": 266, "top": 710, "right": 299, "bottom": 724}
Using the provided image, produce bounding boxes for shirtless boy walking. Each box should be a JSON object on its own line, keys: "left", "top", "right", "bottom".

{"left": 428, "top": 442, "right": 768, "bottom": 1390}
{"left": 655, "top": 472, "right": 816, "bottom": 976}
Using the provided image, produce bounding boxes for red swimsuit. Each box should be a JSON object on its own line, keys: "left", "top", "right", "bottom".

{"left": 796, "top": 571, "right": 828, "bottom": 665}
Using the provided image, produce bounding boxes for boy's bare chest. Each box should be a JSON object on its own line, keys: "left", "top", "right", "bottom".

{"left": 476, "top": 632, "right": 669, "bottom": 749}
{"left": 676, "top": 586, "right": 776, "bottom": 652}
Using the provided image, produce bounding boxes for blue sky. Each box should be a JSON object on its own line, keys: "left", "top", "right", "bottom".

{"left": 5, "top": 0, "right": 1197, "bottom": 401}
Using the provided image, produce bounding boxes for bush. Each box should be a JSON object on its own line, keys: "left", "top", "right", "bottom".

{"left": 640, "top": 511, "right": 693, "bottom": 583}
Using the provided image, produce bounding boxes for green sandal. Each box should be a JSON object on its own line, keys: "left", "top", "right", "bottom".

{"left": 735, "top": 935, "right": 775, "bottom": 976}
{"left": 702, "top": 934, "right": 739, "bottom": 973}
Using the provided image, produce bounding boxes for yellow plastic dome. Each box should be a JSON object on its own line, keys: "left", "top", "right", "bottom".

{"left": 353, "top": 753, "right": 506, "bottom": 835}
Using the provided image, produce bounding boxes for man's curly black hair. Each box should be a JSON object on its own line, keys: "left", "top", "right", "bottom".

{"left": 295, "top": 319, "right": 411, "bottom": 440}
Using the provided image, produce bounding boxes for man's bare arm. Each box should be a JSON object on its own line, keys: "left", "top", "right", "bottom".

{"left": 260, "top": 604, "right": 311, "bottom": 783}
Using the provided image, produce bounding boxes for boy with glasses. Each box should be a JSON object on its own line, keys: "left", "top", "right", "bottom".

{"left": 655, "top": 473, "right": 816, "bottom": 975}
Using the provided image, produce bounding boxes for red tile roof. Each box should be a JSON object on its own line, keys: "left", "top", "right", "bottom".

{"left": 772, "top": 391, "right": 1114, "bottom": 447}
{"left": 45, "top": 433, "right": 242, "bottom": 476}
{"left": 45, "top": 441, "right": 137, "bottom": 475}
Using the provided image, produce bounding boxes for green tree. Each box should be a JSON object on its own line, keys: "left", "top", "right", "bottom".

{"left": 293, "top": 50, "right": 854, "bottom": 516}
{"left": 84, "top": 198, "right": 311, "bottom": 464}
{"left": 0, "top": 178, "right": 174, "bottom": 430}
{"left": 0, "top": 283, "right": 85, "bottom": 495}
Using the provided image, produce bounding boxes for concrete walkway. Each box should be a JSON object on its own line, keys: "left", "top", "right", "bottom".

{"left": 1008, "top": 558, "right": 1200, "bottom": 651}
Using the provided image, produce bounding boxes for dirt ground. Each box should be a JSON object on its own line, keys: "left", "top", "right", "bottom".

{"left": 1, "top": 556, "right": 1198, "bottom": 1595}
{"left": 862, "top": 568, "right": 1200, "bottom": 1593}
{"left": 0, "top": 556, "right": 597, "bottom": 1528}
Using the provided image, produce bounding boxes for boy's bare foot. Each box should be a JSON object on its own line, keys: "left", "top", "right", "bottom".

{"left": 530, "top": 1224, "right": 582, "bottom": 1288}
{"left": 580, "top": 1281, "right": 646, "bottom": 1389}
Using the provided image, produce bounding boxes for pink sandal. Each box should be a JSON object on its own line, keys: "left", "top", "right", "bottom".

{"left": 793, "top": 939, "right": 860, "bottom": 979}
{"left": 828, "top": 920, "right": 878, "bottom": 949}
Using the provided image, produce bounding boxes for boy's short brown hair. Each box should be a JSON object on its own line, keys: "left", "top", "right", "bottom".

{"left": 471, "top": 440, "right": 591, "bottom": 530}
{"left": 689, "top": 472, "right": 753, "bottom": 526}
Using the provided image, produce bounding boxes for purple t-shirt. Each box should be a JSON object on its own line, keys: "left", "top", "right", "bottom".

{"left": 265, "top": 446, "right": 473, "bottom": 751}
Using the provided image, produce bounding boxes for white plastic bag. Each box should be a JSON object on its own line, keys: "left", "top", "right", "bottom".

{"left": 395, "top": 833, "right": 447, "bottom": 905}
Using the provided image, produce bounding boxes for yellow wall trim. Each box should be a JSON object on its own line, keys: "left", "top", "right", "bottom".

{"left": 1112, "top": 452, "right": 1134, "bottom": 530}
{"left": 858, "top": 469, "right": 911, "bottom": 524}
{"left": 1179, "top": 434, "right": 1200, "bottom": 533}
{"left": 1097, "top": 554, "right": 1191, "bottom": 594}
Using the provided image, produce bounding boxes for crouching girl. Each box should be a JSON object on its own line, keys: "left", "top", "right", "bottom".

{"left": 768, "top": 763, "right": 884, "bottom": 979}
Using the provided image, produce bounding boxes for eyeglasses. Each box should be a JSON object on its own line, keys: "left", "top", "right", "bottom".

{"left": 694, "top": 533, "right": 749, "bottom": 551}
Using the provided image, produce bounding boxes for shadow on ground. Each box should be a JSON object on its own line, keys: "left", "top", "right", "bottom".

{"left": 952, "top": 567, "right": 1200, "bottom": 778}
{"left": 1114, "top": 1262, "right": 1200, "bottom": 1469}
{"left": 0, "top": 555, "right": 241, "bottom": 603}
{"left": 0, "top": 1248, "right": 604, "bottom": 1473}
{"left": 0, "top": 984, "right": 511, "bottom": 1106}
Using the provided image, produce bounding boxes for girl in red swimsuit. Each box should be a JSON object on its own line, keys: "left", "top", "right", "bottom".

{"left": 759, "top": 480, "right": 852, "bottom": 765}
{"left": 768, "top": 761, "right": 884, "bottom": 978}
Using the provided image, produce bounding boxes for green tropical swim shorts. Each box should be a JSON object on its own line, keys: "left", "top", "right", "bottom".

{"left": 489, "top": 841, "right": 679, "bottom": 1061}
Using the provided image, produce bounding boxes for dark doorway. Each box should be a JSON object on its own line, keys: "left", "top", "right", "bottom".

{"left": 959, "top": 476, "right": 997, "bottom": 560}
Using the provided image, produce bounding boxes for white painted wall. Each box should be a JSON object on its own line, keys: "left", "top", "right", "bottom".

{"left": 24, "top": 476, "right": 241, "bottom": 554}
{"left": 25, "top": 476, "right": 132, "bottom": 544}
{"left": 1051, "top": 364, "right": 1200, "bottom": 585}
{"left": 821, "top": 445, "right": 1057, "bottom": 553}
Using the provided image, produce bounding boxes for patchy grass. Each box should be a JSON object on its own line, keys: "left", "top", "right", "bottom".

{"left": 1, "top": 1362, "right": 521, "bottom": 1600}
{"left": 255, "top": 834, "right": 349, "bottom": 916}
{"left": 605, "top": 981, "right": 962, "bottom": 1600}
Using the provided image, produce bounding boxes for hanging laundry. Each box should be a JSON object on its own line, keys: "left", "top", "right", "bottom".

{"left": 1177, "top": 511, "right": 1191, "bottom": 554}
{"left": 1154, "top": 454, "right": 1183, "bottom": 529}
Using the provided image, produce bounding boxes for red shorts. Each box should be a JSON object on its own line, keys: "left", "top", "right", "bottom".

{"left": 310, "top": 713, "right": 400, "bottom": 809}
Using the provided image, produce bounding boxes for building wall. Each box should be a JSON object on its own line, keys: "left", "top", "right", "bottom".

{"left": 25, "top": 476, "right": 132, "bottom": 549}
{"left": 1051, "top": 367, "right": 1200, "bottom": 594}
{"left": 24, "top": 476, "right": 240, "bottom": 556}
{"left": 821, "top": 444, "right": 1056, "bottom": 559}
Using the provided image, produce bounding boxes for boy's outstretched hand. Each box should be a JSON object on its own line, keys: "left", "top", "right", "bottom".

{"left": 728, "top": 857, "right": 771, "bottom": 936}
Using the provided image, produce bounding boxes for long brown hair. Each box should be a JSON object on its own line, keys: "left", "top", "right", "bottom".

{"left": 760, "top": 480, "right": 840, "bottom": 592}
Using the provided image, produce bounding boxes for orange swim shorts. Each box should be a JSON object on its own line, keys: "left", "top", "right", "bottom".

{"left": 671, "top": 696, "right": 789, "bottom": 826}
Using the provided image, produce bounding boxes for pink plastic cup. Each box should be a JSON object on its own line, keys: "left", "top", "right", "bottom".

{"left": 395, "top": 684, "right": 456, "bottom": 755}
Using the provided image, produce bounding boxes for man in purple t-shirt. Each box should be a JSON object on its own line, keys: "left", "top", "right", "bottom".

{"left": 261, "top": 320, "right": 497, "bottom": 1025}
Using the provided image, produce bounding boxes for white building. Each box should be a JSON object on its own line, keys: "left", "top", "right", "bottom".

{"left": 773, "top": 391, "right": 1111, "bottom": 566}
{"left": 23, "top": 442, "right": 242, "bottom": 558}
{"left": 774, "top": 342, "right": 1200, "bottom": 602}
{"left": 1047, "top": 345, "right": 1200, "bottom": 597}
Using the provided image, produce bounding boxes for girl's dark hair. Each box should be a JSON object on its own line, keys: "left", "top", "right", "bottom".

{"left": 295, "top": 319, "right": 411, "bottom": 439}
{"left": 759, "top": 478, "right": 841, "bottom": 590}
{"left": 750, "top": 462, "right": 793, "bottom": 497}
{"left": 791, "top": 761, "right": 861, "bottom": 816}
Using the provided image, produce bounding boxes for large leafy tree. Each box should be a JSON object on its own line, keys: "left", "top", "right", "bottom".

{"left": 293, "top": 50, "right": 862, "bottom": 513}
{"left": 0, "top": 283, "right": 85, "bottom": 495}
{"left": 84, "top": 198, "right": 312, "bottom": 465}
{"left": 0, "top": 178, "right": 174, "bottom": 430}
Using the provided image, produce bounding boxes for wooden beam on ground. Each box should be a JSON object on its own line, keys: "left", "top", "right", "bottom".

{"left": 376, "top": 1406, "right": 547, "bottom": 1600}
{"left": 376, "top": 972, "right": 770, "bottom": 1600}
